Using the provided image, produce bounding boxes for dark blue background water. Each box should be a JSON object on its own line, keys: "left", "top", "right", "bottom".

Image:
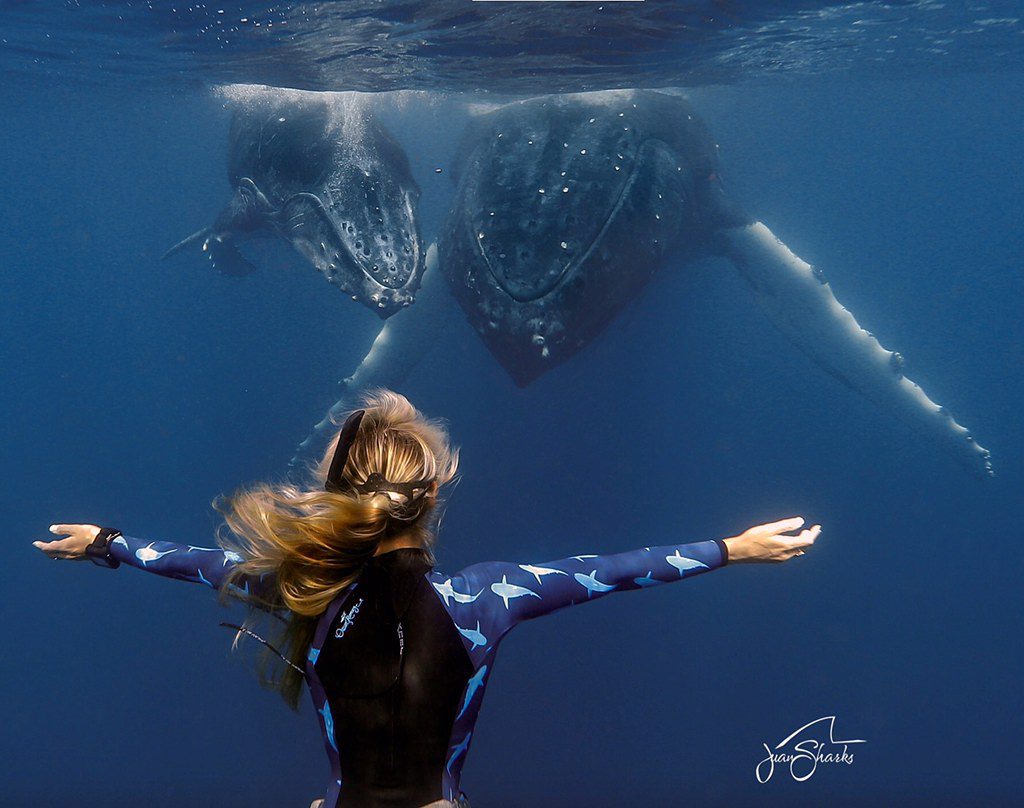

{"left": 2, "top": 35, "right": 1022, "bottom": 808}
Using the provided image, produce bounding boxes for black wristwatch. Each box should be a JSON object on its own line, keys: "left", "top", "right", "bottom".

{"left": 85, "top": 527, "right": 122, "bottom": 569}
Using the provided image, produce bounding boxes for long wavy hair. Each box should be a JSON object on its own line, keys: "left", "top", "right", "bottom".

{"left": 214, "top": 390, "right": 459, "bottom": 709}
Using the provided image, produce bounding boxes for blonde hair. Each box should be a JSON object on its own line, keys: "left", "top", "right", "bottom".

{"left": 215, "top": 390, "right": 459, "bottom": 708}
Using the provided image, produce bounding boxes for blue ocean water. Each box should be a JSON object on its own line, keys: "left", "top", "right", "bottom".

{"left": 1, "top": 3, "right": 1022, "bottom": 806}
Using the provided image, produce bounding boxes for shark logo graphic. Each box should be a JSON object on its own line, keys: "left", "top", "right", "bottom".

{"left": 456, "top": 620, "right": 488, "bottom": 650}
{"left": 633, "top": 571, "right": 659, "bottom": 587}
{"left": 432, "top": 577, "right": 483, "bottom": 607}
{"left": 223, "top": 550, "right": 244, "bottom": 564}
{"left": 446, "top": 731, "right": 472, "bottom": 774}
{"left": 519, "top": 564, "right": 568, "bottom": 585}
{"left": 135, "top": 543, "right": 178, "bottom": 565}
{"left": 335, "top": 597, "right": 364, "bottom": 639}
{"left": 574, "top": 570, "right": 616, "bottom": 598}
{"left": 490, "top": 575, "right": 541, "bottom": 609}
{"left": 665, "top": 550, "right": 707, "bottom": 577}
{"left": 457, "top": 665, "right": 489, "bottom": 720}
{"left": 318, "top": 699, "right": 338, "bottom": 752}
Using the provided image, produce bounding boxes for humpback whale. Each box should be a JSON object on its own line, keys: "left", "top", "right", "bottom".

{"left": 164, "top": 93, "right": 425, "bottom": 318}
{"left": 295, "top": 90, "right": 990, "bottom": 477}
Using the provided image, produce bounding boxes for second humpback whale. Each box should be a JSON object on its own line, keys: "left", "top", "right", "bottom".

{"left": 310, "top": 90, "right": 990, "bottom": 477}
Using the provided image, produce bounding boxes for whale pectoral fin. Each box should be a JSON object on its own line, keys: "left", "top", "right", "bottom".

{"left": 205, "top": 238, "right": 257, "bottom": 277}
{"left": 719, "top": 221, "right": 991, "bottom": 477}
{"left": 289, "top": 243, "right": 447, "bottom": 470}
{"left": 162, "top": 227, "right": 256, "bottom": 277}
{"left": 162, "top": 227, "right": 210, "bottom": 260}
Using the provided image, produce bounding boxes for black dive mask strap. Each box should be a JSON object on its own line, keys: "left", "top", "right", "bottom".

{"left": 325, "top": 409, "right": 366, "bottom": 493}
{"left": 354, "top": 472, "right": 434, "bottom": 501}
{"left": 324, "top": 409, "right": 434, "bottom": 504}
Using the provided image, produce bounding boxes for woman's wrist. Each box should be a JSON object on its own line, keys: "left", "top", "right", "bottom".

{"left": 721, "top": 536, "right": 745, "bottom": 563}
{"left": 85, "top": 527, "right": 123, "bottom": 569}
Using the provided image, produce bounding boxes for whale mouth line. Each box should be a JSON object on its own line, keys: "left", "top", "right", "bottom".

{"left": 473, "top": 139, "right": 652, "bottom": 304}
{"left": 279, "top": 190, "right": 418, "bottom": 299}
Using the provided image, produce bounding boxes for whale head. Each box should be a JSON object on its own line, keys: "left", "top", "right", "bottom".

{"left": 166, "top": 93, "right": 425, "bottom": 318}
{"left": 439, "top": 89, "right": 750, "bottom": 385}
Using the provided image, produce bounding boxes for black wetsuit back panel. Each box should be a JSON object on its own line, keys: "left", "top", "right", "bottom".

{"left": 315, "top": 549, "right": 474, "bottom": 807}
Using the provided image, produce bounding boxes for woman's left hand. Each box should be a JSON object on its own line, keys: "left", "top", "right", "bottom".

{"left": 32, "top": 524, "right": 101, "bottom": 560}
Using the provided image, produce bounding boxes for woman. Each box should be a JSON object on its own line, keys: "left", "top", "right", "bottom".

{"left": 34, "top": 390, "right": 820, "bottom": 808}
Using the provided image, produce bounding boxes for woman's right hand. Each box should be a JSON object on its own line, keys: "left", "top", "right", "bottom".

{"left": 722, "top": 517, "right": 821, "bottom": 563}
{"left": 33, "top": 524, "right": 102, "bottom": 560}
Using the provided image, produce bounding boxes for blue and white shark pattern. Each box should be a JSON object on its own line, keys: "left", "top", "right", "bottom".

{"left": 134, "top": 543, "right": 178, "bottom": 565}
{"left": 490, "top": 575, "right": 541, "bottom": 609}
{"left": 455, "top": 620, "right": 488, "bottom": 650}
{"left": 108, "top": 535, "right": 276, "bottom": 601}
{"left": 665, "top": 550, "right": 708, "bottom": 577}
{"left": 519, "top": 563, "right": 568, "bottom": 584}
{"left": 573, "top": 570, "right": 617, "bottom": 598}
{"left": 432, "top": 577, "right": 484, "bottom": 606}
{"left": 108, "top": 532, "right": 727, "bottom": 806}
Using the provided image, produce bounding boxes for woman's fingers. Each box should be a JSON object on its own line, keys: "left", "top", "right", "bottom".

{"left": 33, "top": 525, "right": 100, "bottom": 560}
{"left": 783, "top": 525, "right": 821, "bottom": 558}
{"left": 49, "top": 524, "right": 94, "bottom": 537}
{"left": 33, "top": 537, "right": 80, "bottom": 559}
{"left": 760, "top": 516, "right": 805, "bottom": 536}
{"left": 784, "top": 525, "right": 821, "bottom": 546}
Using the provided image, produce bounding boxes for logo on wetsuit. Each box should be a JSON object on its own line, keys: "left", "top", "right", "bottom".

{"left": 335, "top": 597, "right": 364, "bottom": 639}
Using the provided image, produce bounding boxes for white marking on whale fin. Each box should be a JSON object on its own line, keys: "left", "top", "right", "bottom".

{"left": 721, "top": 221, "right": 992, "bottom": 477}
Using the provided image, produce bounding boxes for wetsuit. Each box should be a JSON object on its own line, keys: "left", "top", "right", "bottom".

{"left": 106, "top": 533, "right": 728, "bottom": 807}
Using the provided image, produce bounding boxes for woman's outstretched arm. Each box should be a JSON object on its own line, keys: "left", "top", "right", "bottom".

{"left": 439, "top": 517, "right": 821, "bottom": 647}
{"left": 33, "top": 523, "right": 276, "bottom": 601}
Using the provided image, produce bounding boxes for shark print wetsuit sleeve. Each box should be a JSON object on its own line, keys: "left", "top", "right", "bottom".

{"left": 107, "top": 534, "right": 275, "bottom": 601}
{"left": 424, "top": 536, "right": 728, "bottom": 801}
{"left": 441, "top": 537, "right": 728, "bottom": 642}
